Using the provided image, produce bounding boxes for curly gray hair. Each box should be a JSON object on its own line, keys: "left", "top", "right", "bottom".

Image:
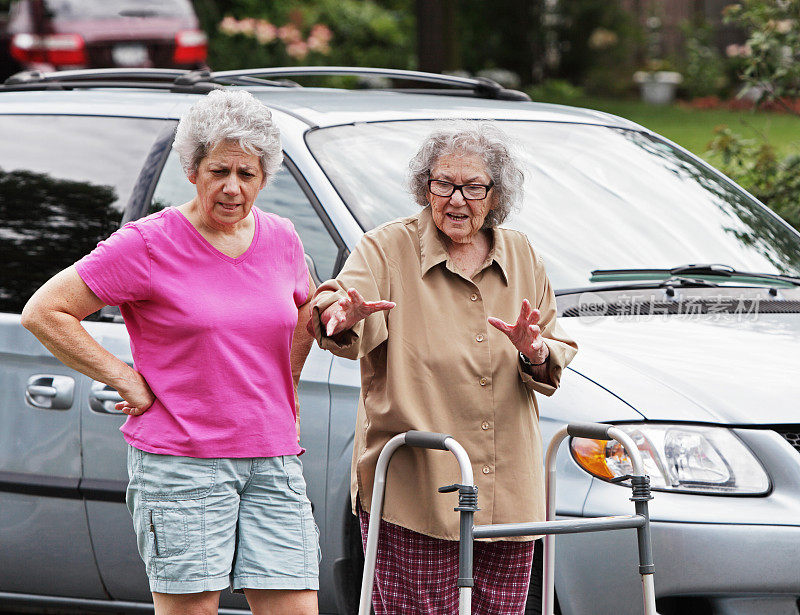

{"left": 407, "top": 121, "right": 524, "bottom": 227}
{"left": 173, "top": 90, "right": 283, "bottom": 183}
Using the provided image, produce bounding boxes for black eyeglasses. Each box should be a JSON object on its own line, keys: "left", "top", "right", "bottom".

{"left": 428, "top": 179, "right": 494, "bottom": 200}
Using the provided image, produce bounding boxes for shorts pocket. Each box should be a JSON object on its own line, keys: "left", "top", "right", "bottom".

{"left": 284, "top": 456, "right": 308, "bottom": 497}
{"left": 148, "top": 508, "right": 189, "bottom": 558}
{"left": 138, "top": 451, "right": 218, "bottom": 501}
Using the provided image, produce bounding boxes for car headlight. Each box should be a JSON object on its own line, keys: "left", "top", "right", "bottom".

{"left": 570, "top": 423, "right": 770, "bottom": 495}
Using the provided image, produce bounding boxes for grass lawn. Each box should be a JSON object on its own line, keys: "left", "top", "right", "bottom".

{"left": 534, "top": 95, "right": 800, "bottom": 162}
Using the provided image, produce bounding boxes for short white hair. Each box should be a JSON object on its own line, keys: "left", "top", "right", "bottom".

{"left": 407, "top": 121, "right": 524, "bottom": 227}
{"left": 173, "top": 90, "right": 283, "bottom": 182}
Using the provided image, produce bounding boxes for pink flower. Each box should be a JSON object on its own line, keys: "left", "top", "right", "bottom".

{"left": 219, "top": 16, "right": 241, "bottom": 35}
{"left": 309, "top": 24, "right": 333, "bottom": 44}
{"left": 255, "top": 20, "right": 277, "bottom": 44}
{"left": 726, "top": 43, "right": 751, "bottom": 58}
{"left": 278, "top": 24, "right": 302, "bottom": 44}
{"left": 238, "top": 18, "right": 256, "bottom": 36}
{"left": 307, "top": 35, "right": 330, "bottom": 54}
{"left": 286, "top": 41, "right": 309, "bottom": 59}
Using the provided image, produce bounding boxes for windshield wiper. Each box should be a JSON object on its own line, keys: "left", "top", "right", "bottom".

{"left": 119, "top": 9, "right": 161, "bottom": 17}
{"left": 591, "top": 264, "right": 800, "bottom": 287}
{"left": 556, "top": 276, "right": 720, "bottom": 297}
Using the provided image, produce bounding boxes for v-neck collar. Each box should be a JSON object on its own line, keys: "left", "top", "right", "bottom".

{"left": 172, "top": 207, "right": 261, "bottom": 265}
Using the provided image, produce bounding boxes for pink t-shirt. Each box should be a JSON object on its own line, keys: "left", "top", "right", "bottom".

{"left": 75, "top": 207, "right": 309, "bottom": 458}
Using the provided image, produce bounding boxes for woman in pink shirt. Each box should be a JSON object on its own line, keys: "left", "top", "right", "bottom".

{"left": 22, "top": 90, "right": 319, "bottom": 615}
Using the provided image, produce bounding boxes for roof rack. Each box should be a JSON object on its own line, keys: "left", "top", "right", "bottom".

{"left": 212, "top": 66, "right": 531, "bottom": 101}
{"left": 1, "top": 68, "right": 295, "bottom": 93}
{"left": 2, "top": 66, "right": 531, "bottom": 101}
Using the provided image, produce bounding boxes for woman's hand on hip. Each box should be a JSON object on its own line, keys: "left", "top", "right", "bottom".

{"left": 488, "top": 299, "right": 550, "bottom": 364}
{"left": 115, "top": 371, "right": 156, "bottom": 416}
{"left": 321, "top": 288, "right": 395, "bottom": 337}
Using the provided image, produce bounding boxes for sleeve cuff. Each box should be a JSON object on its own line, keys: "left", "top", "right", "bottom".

{"left": 519, "top": 338, "right": 577, "bottom": 397}
{"left": 74, "top": 261, "right": 116, "bottom": 306}
{"left": 310, "top": 290, "right": 363, "bottom": 359}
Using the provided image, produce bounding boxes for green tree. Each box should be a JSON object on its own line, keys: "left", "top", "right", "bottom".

{"left": 707, "top": 2, "right": 800, "bottom": 231}
{"left": 553, "top": 0, "right": 641, "bottom": 96}
{"left": 725, "top": 0, "right": 800, "bottom": 111}
{"left": 707, "top": 127, "right": 800, "bottom": 232}
{"left": 455, "top": 0, "right": 545, "bottom": 85}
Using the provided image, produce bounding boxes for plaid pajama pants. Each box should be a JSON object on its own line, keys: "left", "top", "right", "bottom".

{"left": 358, "top": 504, "right": 535, "bottom": 614}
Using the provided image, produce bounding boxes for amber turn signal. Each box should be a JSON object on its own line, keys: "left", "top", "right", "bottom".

{"left": 570, "top": 437, "right": 618, "bottom": 480}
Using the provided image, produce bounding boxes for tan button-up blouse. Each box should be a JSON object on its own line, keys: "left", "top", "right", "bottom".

{"left": 311, "top": 206, "right": 578, "bottom": 540}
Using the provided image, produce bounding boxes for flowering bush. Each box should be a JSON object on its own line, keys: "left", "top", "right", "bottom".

{"left": 217, "top": 15, "right": 332, "bottom": 62}
{"left": 706, "top": 2, "right": 800, "bottom": 232}
{"left": 724, "top": 1, "right": 800, "bottom": 110}
{"left": 204, "top": 1, "right": 412, "bottom": 72}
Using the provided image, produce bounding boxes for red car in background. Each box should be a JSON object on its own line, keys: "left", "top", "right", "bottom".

{"left": 4, "top": 0, "right": 206, "bottom": 75}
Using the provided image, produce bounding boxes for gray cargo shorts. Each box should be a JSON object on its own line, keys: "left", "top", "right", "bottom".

{"left": 126, "top": 445, "right": 320, "bottom": 594}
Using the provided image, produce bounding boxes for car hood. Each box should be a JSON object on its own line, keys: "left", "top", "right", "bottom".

{"left": 562, "top": 312, "right": 800, "bottom": 425}
{"left": 53, "top": 17, "right": 195, "bottom": 42}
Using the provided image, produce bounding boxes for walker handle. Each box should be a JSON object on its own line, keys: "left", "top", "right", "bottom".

{"left": 404, "top": 431, "right": 451, "bottom": 450}
{"left": 566, "top": 422, "right": 612, "bottom": 440}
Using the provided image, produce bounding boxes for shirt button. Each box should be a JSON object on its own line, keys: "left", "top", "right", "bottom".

{"left": 481, "top": 421, "right": 490, "bottom": 430}
{"left": 482, "top": 465, "right": 491, "bottom": 474}
{"left": 470, "top": 293, "right": 479, "bottom": 302}
{"left": 479, "top": 377, "right": 488, "bottom": 386}
{"left": 476, "top": 333, "right": 485, "bottom": 343}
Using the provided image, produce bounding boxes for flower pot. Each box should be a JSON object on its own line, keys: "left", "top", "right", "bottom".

{"left": 633, "top": 71, "right": 682, "bottom": 105}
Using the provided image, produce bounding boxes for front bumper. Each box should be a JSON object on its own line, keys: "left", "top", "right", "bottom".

{"left": 553, "top": 428, "right": 800, "bottom": 615}
{"left": 554, "top": 518, "right": 800, "bottom": 615}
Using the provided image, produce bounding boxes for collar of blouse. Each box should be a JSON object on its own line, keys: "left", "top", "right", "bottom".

{"left": 417, "top": 205, "right": 510, "bottom": 284}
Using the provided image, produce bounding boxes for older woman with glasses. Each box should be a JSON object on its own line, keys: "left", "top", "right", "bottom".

{"left": 308, "top": 121, "right": 578, "bottom": 614}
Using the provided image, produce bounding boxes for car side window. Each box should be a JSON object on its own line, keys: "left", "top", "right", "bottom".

{"left": 150, "top": 150, "right": 340, "bottom": 280}
{"left": 0, "top": 114, "right": 168, "bottom": 314}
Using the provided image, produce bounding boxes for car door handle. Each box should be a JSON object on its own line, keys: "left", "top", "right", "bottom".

{"left": 89, "top": 381, "right": 125, "bottom": 414}
{"left": 25, "top": 375, "right": 75, "bottom": 410}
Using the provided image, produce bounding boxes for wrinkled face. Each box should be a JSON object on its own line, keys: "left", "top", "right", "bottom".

{"left": 428, "top": 153, "right": 496, "bottom": 245}
{"left": 188, "top": 141, "right": 265, "bottom": 229}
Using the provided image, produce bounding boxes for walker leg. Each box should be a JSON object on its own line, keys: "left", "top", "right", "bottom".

{"left": 542, "top": 534, "right": 555, "bottom": 615}
{"left": 632, "top": 476, "right": 656, "bottom": 615}
{"left": 459, "top": 587, "right": 472, "bottom": 615}
{"left": 642, "top": 574, "right": 657, "bottom": 615}
{"left": 542, "top": 457, "right": 559, "bottom": 615}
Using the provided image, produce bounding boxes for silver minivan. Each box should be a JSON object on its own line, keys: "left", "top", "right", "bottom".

{"left": 1, "top": 68, "right": 799, "bottom": 615}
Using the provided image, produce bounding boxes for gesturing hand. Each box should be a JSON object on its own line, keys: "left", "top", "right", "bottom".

{"left": 488, "top": 299, "right": 550, "bottom": 365}
{"left": 320, "top": 288, "right": 395, "bottom": 337}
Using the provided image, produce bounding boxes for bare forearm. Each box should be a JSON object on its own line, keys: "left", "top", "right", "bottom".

{"left": 291, "top": 302, "right": 314, "bottom": 387}
{"left": 24, "top": 308, "right": 140, "bottom": 394}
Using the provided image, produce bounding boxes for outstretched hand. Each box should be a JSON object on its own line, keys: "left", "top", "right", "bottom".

{"left": 488, "top": 299, "right": 550, "bottom": 365}
{"left": 319, "top": 288, "right": 395, "bottom": 337}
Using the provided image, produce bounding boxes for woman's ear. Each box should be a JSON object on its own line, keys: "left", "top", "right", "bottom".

{"left": 187, "top": 168, "right": 198, "bottom": 185}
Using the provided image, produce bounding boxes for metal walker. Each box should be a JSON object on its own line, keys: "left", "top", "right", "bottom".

{"left": 358, "top": 422, "right": 657, "bottom": 615}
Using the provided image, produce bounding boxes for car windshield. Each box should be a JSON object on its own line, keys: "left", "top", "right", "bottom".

{"left": 45, "top": 0, "right": 192, "bottom": 19}
{"left": 306, "top": 120, "right": 800, "bottom": 290}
